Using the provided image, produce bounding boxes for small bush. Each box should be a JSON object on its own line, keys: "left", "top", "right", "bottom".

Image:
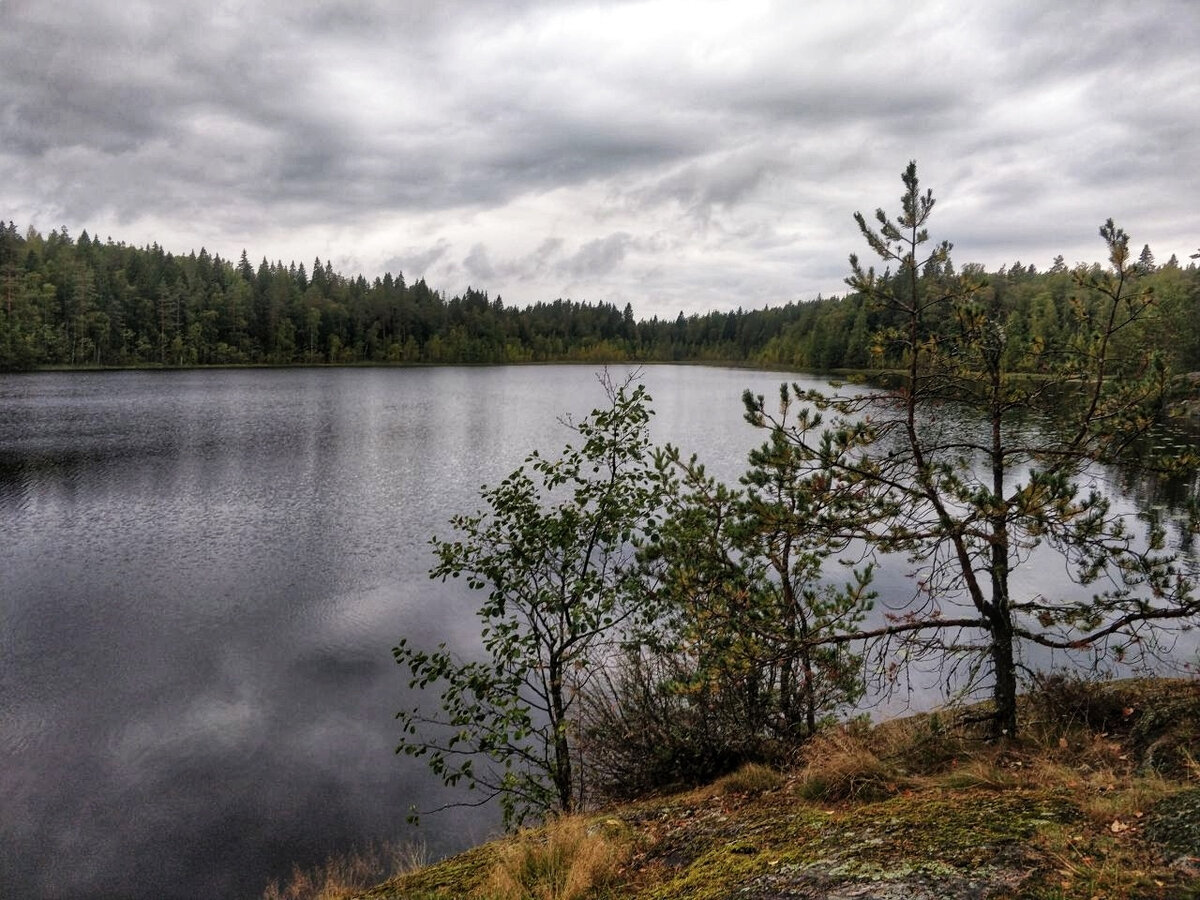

{"left": 1029, "top": 672, "right": 1138, "bottom": 736}
{"left": 793, "top": 729, "right": 905, "bottom": 803}
{"left": 870, "top": 711, "right": 973, "bottom": 774}
{"left": 478, "top": 816, "right": 628, "bottom": 900}
{"left": 576, "top": 649, "right": 757, "bottom": 799}
{"left": 714, "top": 762, "right": 784, "bottom": 796}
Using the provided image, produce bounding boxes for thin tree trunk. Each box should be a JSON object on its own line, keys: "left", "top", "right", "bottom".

{"left": 987, "top": 353, "right": 1018, "bottom": 740}
{"left": 549, "top": 658, "right": 573, "bottom": 812}
{"left": 989, "top": 617, "right": 1019, "bottom": 739}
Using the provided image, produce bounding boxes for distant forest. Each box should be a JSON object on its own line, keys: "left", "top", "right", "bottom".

{"left": 2, "top": 221, "right": 1199, "bottom": 373}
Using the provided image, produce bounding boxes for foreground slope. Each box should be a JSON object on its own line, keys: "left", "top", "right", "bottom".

{"left": 355, "top": 679, "right": 1199, "bottom": 900}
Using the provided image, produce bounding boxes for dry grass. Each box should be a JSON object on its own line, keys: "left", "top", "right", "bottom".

{"left": 935, "top": 756, "right": 1025, "bottom": 791}
{"left": 261, "top": 840, "right": 426, "bottom": 900}
{"left": 1031, "top": 820, "right": 1184, "bottom": 900}
{"left": 1074, "top": 771, "right": 1177, "bottom": 827}
{"left": 478, "top": 815, "right": 629, "bottom": 900}
{"left": 869, "top": 710, "right": 974, "bottom": 771}
{"left": 340, "top": 678, "right": 1200, "bottom": 900}
{"left": 792, "top": 727, "right": 908, "bottom": 802}
{"left": 1184, "top": 746, "right": 1200, "bottom": 781}
{"left": 712, "top": 762, "right": 784, "bottom": 796}
{"left": 788, "top": 678, "right": 1200, "bottom": 822}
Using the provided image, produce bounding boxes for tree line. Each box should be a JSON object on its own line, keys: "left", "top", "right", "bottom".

{"left": 394, "top": 165, "right": 1200, "bottom": 827}
{"left": 2, "top": 219, "right": 1199, "bottom": 373}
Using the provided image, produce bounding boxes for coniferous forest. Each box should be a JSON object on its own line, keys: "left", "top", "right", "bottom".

{"left": 2, "top": 220, "right": 1199, "bottom": 374}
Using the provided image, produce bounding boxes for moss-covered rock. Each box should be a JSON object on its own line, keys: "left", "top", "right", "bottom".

{"left": 349, "top": 679, "right": 1200, "bottom": 900}
{"left": 1146, "top": 788, "right": 1200, "bottom": 861}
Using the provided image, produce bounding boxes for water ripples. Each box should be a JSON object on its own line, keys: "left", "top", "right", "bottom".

{"left": 3, "top": 364, "right": 1193, "bottom": 900}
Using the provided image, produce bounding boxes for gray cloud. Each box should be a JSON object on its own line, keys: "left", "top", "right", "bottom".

{"left": 515, "top": 237, "right": 566, "bottom": 280}
{"left": 381, "top": 240, "right": 451, "bottom": 280}
{"left": 463, "top": 243, "right": 496, "bottom": 282}
{"left": 565, "top": 232, "right": 634, "bottom": 278}
{"left": 1, "top": 0, "right": 1198, "bottom": 316}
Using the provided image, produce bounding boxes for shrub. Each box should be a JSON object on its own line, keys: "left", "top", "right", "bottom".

{"left": 1028, "top": 672, "right": 1135, "bottom": 735}
{"left": 793, "top": 728, "right": 905, "bottom": 803}
{"left": 714, "top": 762, "right": 785, "bottom": 796}
{"left": 576, "top": 648, "right": 759, "bottom": 800}
{"left": 869, "top": 711, "right": 973, "bottom": 775}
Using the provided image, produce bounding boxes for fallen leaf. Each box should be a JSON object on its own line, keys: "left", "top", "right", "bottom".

{"left": 1110, "top": 819, "right": 1130, "bottom": 834}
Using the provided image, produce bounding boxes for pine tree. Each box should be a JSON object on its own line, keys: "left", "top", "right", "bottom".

{"left": 747, "top": 163, "right": 1199, "bottom": 738}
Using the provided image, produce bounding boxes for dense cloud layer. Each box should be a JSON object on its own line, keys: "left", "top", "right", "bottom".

{"left": 2, "top": 0, "right": 1198, "bottom": 316}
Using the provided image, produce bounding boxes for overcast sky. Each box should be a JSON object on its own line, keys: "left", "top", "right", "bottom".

{"left": 2, "top": 0, "right": 1198, "bottom": 318}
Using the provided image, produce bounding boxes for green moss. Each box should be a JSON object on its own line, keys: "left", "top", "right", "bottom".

{"left": 1146, "top": 787, "right": 1200, "bottom": 859}
{"left": 354, "top": 843, "right": 497, "bottom": 899}
{"left": 349, "top": 678, "right": 1200, "bottom": 900}
{"left": 839, "top": 789, "right": 1076, "bottom": 863}
{"left": 631, "top": 788, "right": 1077, "bottom": 899}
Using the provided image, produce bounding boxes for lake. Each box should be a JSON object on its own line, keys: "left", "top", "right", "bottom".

{"left": 0, "top": 364, "right": 838, "bottom": 899}
{"left": 1, "top": 364, "right": 1195, "bottom": 899}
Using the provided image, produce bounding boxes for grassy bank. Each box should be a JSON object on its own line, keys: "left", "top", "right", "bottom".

{"left": 274, "top": 677, "right": 1200, "bottom": 900}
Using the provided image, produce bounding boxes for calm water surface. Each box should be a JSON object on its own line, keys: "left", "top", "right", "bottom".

{"left": 1, "top": 365, "right": 822, "bottom": 900}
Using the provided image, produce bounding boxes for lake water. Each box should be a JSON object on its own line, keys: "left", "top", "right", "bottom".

{"left": 1, "top": 364, "right": 836, "bottom": 900}
{"left": 1, "top": 365, "right": 1195, "bottom": 899}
